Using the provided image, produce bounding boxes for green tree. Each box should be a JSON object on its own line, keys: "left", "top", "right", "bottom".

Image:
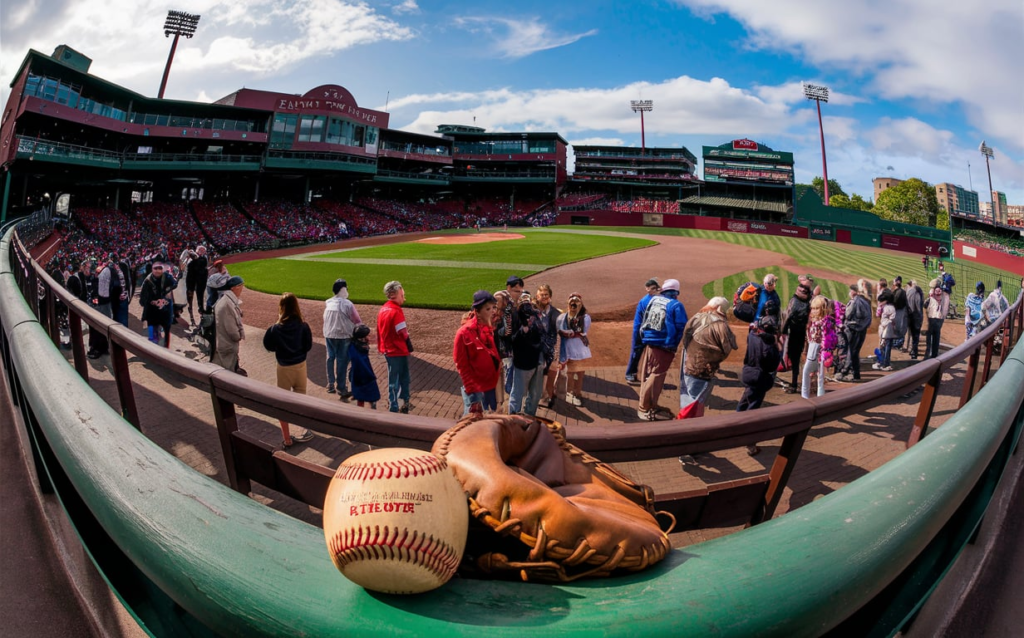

{"left": 873, "top": 178, "right": 940, "bottom": 227}
{"left": 936, "top": 207, "right": 950, "bottom": 231}
{"left": 828, "top": 192, "right": 874, "bottom": 212}
{"left": 811, "top": 177, "right": 847, "bottom": 200}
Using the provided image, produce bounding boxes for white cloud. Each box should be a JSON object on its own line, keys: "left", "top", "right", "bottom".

{"left": 392, "top": 0, "right": 419, "bottom": 14}
{"left": 672, "top": 0, "right": 1024, "bottom": 152}
{"left": 568, "top": 137, "right": 626, "bottom": 146}
{"left": 453, "top": 16, "right": 596, "bottom": 58}
{"left": 391, "top": 75, "right": 801, "bottom": 137}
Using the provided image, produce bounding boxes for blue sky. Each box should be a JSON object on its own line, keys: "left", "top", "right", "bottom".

{"left": 2, "top": 0, "right": 1022, "bottom": 205}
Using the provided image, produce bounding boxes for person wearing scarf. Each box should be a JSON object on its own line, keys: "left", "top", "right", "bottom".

{"left": 557, "top": 292, "right": 592, "bottom": 406}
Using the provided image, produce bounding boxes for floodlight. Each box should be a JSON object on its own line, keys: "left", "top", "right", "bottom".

{"left": 630, "top": 100, "right": 654, "bottom": 155}
{"left": 158, "top": 11, "right": 202, "bottom": 98}
{"left": 803, "top": 83, "right": 829, "bottom": 103}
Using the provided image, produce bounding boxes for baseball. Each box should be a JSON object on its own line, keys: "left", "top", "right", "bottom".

{"left": 323, "top": 448, "right": 469, "bottom": 594}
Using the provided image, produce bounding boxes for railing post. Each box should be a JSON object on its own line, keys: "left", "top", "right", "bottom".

{"left": 212, "top": 390, "right": 250, "bottom": 495}
{"left": 45, "top": 286, "right": 60, "bottom": 347}
{"left": 751, "top": 428, "right": 809, "bottom": 525}
{"left": 907, "top": 367, "right": 943, "bottom": 448}
{"left": 980, "top": 335, "right": 995, "bottom": 388}
{"left": 68, "top": 312, "right": 89, "bottom": 381}
{"left": 109, "top": 341, "right": 140, "bottom": 429}
{"left": 959, "top": 346, "right": 981, "bottom": 408}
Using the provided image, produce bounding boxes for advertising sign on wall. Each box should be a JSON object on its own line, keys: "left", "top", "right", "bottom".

{"left": 643, "top": 214, "right": 664, "bottom": 227}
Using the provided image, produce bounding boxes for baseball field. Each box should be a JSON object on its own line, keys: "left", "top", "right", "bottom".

{"left": 227, "top": 229, "right": 656, "bottom": 310}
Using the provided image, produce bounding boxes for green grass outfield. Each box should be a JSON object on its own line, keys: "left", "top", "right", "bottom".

{"left": 556, "top": 226, "right": 1021, "bottom": 303}
{"left": 228, "top": 230, "right": 655, "bottom": 310}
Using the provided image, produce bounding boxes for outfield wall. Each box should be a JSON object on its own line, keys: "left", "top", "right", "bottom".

{"left": 557, "top": 210, "right": 955, "bottom": 256}
{"left": 954, "top": 241, "right": 1024, "bottom": 277}
{"left": 560, "top": 210, "right": 809, "bottom": 238}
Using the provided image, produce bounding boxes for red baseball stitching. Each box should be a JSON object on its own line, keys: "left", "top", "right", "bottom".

{"left": 335, "top": 454, "right": 447, "bottom": 481}
{"left": 328, "top": 525, "right": 461, "bottom": 583}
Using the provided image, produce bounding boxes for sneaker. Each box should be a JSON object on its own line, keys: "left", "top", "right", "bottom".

{"left": 637, "top": 409, "right": 656, "bottom": 421}
{"left": 881, "top": 366, "right": 893, "bottom": 372}
{"left": 872, "top": 363, "right": 882, "bottom": 370}
{"left": 566, "top": 393, "right": 583, "bottom": 406}
{"left": 746, "top": 445, "right": 761, "bottom": 456}
{"left": 626, "top": 376, "right": 640, "bottom": 386}
{"left": 400, "top": 402, "right": 413, "bottom": 414}
{"left": 784, "top": 386, "right": 798, "bottom": 394}
{"left": 326, "top": 384, "right": 336, "bottom": 394}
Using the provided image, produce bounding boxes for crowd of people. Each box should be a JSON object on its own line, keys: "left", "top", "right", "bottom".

{"left": 955, "top": 229, "right": 1024, "bottom": 257}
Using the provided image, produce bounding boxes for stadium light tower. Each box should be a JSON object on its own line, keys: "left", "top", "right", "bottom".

{"left": 979, "top": 141, "right": 995, "bottom": 222}
{"left": 158, "top": 10, "right": 201, "bottom": 99}
{"left": 630, "top": 100, "right": 653, "bottom": 156}
{"left": 803, "top": 83, "right": 830, "bottom": 206}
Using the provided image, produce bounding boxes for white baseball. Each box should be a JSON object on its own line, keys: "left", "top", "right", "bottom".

{"left": 323, "top": 448, "right": 468, "bottom": 594}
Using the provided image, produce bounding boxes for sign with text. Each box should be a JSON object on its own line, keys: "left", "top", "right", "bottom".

{"left": 643, "top": 213, "right": 664, "bottom": 227}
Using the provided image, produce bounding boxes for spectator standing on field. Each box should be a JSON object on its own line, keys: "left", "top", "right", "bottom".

{"left": 780, "top": 284, "right": 812, "bottom": 393}
{"left": 557, "top": 292, "right": 593, "bottom": 407}
{"left": 206, "top": 259, "right": 230, "bottom": 311}
{"left": 626, "top": 278, "right": 661, "bottom": 385}
{"left": 755, "top": 273, "right": 781, "bottom": 324}
{"left": 533, "top": 284, "right": 561, "bottom": 410}
{"left": 139, "top": 262, "right": 176, "bottom": 349}
{"left": 212, "top": 276, "right": 245, "bottom": 372}
{"left": 348, "top": 325, "right": 379, "bottom": 409}
{"left": 377, "top": 280, "right": 413, "bottom": 413}
{"left": 263, "top": 293, "right": 314, "bottom": 447}
{"left": 677, "top": 296, "right": 736, "bottom": 419}
{"left": 323, "top": 278, "right": 362, "bottom": 399}
{"left": 185, "top": 245, "right": 209, "bottom": 322}
{"left": 905, "top": 279, "right": 924, "bottom": 360}
{"left": 636, "top": 279, "right": 688, "bottom": 421}
{"left": 736, "top": 315, "right": 782, "bottom": 454}
{"left": 837, "top": 282, "right": 872, "bottom": 381}
{"left": 453, "top": 290, "right": 501, "bottom": 414}
{"left": 924, "top": 279, "right": 949, "bottom": 360}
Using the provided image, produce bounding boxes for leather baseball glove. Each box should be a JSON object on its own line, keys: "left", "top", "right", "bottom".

{"left": 432, "top": 414, "right": 673, "bottom": 582}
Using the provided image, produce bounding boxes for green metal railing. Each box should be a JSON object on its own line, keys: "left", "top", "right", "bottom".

{"left": 2, "top": 224, "right": 1023, "bottom": 636}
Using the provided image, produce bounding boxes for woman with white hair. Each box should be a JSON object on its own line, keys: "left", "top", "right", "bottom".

{"left": 677, "top": 296, "right": 737, "bottom": 419}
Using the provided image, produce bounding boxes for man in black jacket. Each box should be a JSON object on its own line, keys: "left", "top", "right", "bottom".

{"left": 186, "top": 245, "right": 209, "bottom": 323}
{"left": 892, "top": 275, "right": 908, "bottom": 350}
{"left": 780, "top": 284, "right": 812, "bottom": 393}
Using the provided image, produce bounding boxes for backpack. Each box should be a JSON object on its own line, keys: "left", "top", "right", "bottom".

{"left": 733, "top": 282, "right": 761, "bottom": 323}
{"left": 941, "top": 273, "right": 955, "bottom": 295}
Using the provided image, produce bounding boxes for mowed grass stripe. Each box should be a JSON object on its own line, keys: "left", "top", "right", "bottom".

{"left": 310, "top": 230, "right": 654, "bottom": 264}
{"left": 288, "top": 257, "right": 552, "bottom": 270}
{"left": 230, "top": 230, "right": 656, "bottom": 310}
{"left": 564, "top": 226, "right": 1018, "bottom": 287}
{"left": 228, "top": 259, "right": 516, "bottom": 310}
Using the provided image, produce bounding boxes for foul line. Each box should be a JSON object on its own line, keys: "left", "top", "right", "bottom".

{"left": 285, "top": 256, "right": 551, "bottom": 270}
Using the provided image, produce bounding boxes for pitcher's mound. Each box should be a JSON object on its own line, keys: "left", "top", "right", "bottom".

{"left": 417, "top": 233, "right": 525, "bottom": 245}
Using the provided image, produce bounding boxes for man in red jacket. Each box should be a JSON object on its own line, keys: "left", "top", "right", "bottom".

{"left": 453, "top": 290, "right": 501, "bottom": 414}
{"left": 377, "top": 280, "right": 413, "bottom": 413}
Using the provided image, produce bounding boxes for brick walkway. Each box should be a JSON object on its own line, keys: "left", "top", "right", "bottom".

{"left": 68, "top": 306, "right": 977, "bottom": 547}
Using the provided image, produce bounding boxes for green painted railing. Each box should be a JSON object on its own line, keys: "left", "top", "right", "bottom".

{"left": 2, "top": 225, "right": 1023, "bottom": 636}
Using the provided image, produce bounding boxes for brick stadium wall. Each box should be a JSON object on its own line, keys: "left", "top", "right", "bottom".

{"left": 954, "top": 241, "right": 1024, "bottom": 276}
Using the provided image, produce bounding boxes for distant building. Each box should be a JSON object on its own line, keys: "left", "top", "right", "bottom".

{"left": 992, "top": 191, "right": 1008, "bottom": 226}
{"left": 873, "top": 177, "right": 903, "bottom": 202}
{"left": 935, "top": 183, "right": 980, "bottom": 219}
{"left": 1007, "top": 204, "right": 1023, "bottom": 227}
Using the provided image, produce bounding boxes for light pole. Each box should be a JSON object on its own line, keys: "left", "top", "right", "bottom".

{"left": 803, "top": 83, "right": 830, "bottom": 206}
{"left": 630, "top": 100, "right": 653, "bottom": 156}
{"left": 158, "top": 10, "right": 201, "bottom": 99}
{"left": 979, "top": 141, "right": 995, "bottom": 223}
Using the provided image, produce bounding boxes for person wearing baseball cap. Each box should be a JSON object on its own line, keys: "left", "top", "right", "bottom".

{"left": 454, "top": 290, "right": 501, "bottom": 415}
{"left": 139, "top": 261, "right": 177, "bottom": 349}
{"left": 212, "top": 276, "right": 246, "bottom": 372}
{"left": 636, "top": 278, "right": 688, "bottom": 421}
{"left": 625, "top": 278, "right": 661, "bottom": 385}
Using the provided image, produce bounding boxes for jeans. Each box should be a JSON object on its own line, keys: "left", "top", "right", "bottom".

{"left": 461, "top": 387, "right": 498, "bottom": 414}
{"left": 787, "top": 331, "right": 807, "bottom": 387}
{"left": 925, "top": 319, "right": 944, "bottom": 359}
{"left": 113, "top": 298, "right": 130, "bottom": 327}
{"left": 326, "top": 338, "right": 351, "bottom": 391}
{"left": 801, "top": 342, "right": 825, "bottom": 398}
{"left": 880, "top": 338, "right": 893, "bottom": 367}
{"left": 844, "top": 328, "right": 866, "bottom": 378}
{"left": 502, "top": 358, "right": 515, "bottom": 394}
{"left": 625, "top": 337, "right": 644, "bottom": 379}
{"left": 509, "top": 365, "right": 545, "bottom": 415}
{"left": 385, "top": 355, "right": 410, "bottom": 412}
{"left": 907, "top": 312, "right": 923, "bottom": 358}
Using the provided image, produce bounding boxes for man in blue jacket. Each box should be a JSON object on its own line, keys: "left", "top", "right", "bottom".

{"left": 754, "top": 273, "right": 782, "bottom": 323}
{"left": 637, "top": 278, "right": 688, "bottom": 420}
{"left": 625, "top": 278, "right": 661, "bottom": 385}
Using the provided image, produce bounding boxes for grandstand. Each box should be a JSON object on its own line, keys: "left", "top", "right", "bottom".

{"left": 679, "top": 139, "right": 796, "bottom": 221}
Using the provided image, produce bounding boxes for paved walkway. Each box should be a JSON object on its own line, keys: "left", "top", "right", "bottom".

{"left": 60, "top": 303, "right": 978, "bottom": 548}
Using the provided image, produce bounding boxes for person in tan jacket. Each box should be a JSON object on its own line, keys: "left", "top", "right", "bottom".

{"left": 212, "top": 276, "right": 245, "bottom": 373}
{"left": 677, "top": 296, "right": 737, "bottom": 419}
